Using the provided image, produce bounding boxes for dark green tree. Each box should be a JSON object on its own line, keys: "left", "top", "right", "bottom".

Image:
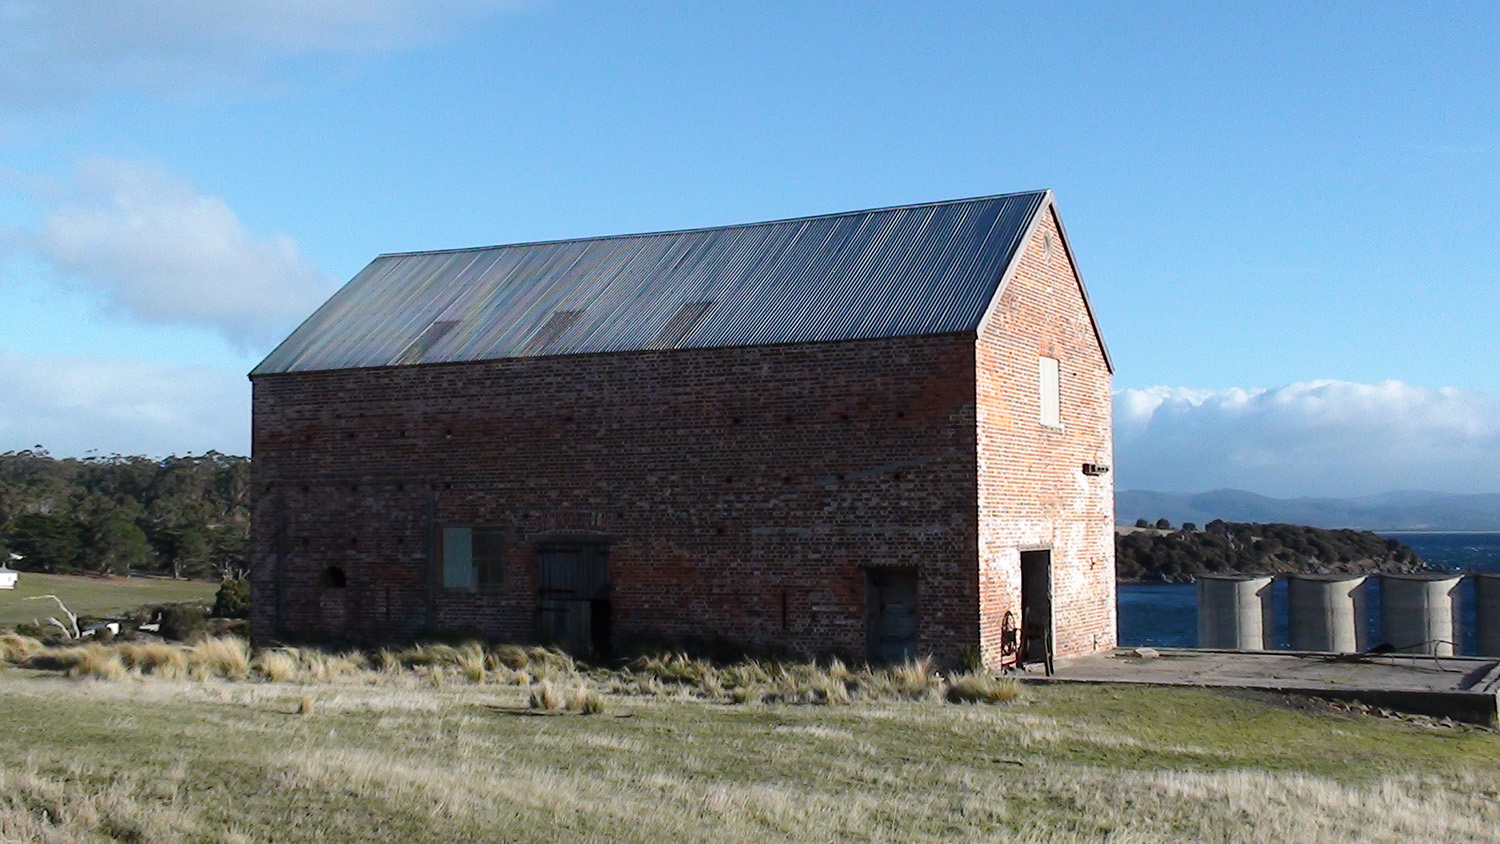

{"left": 0, "top": 450, "right": 251, "bottom": 579}
{"left": 8, "top": 512, "right": 82, "bottom": 571}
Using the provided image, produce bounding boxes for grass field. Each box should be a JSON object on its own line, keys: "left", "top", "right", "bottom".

{"left": 2, "top": 663, "right": 1498, "bottom": 843}
{"left": 0, "top": 572, "right": 217, "bottom": 626}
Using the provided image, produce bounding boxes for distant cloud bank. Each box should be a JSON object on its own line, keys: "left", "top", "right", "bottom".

{"left": 29, "top": 158, "right": 335, "bottom": 348}
{"left": 0, "top": 0, "right": 528, "bottom": 109}
{"left": 1115, "top": 380, "right": 1499, "bottom": 497}
{"left": 0, "top": 351, "right": 248, "bottom": 458}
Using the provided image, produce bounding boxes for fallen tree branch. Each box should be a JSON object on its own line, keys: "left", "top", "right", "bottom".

{"left": 26, "top": 594, "right": 79, "bottom": 639}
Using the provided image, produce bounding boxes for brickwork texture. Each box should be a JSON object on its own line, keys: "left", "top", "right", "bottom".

{"left": 250, "top": 205, "right": 1114, "bottom": 667}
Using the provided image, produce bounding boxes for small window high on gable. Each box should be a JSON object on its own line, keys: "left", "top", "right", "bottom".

{"left": 394, "top": 320, "right": 459, "bottom": 366}
{"left": 1039, "top": 356, "right": 1061, "bottom": 428}
{"left": 646, "top": 301, "right": 715, "bottom": 350}
{"left": 520, "top": 310, "right": 584, "bottom": 356}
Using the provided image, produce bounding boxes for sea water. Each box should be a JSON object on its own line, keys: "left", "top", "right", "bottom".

{"left": 1117, "top": 532, "right": 1500, "bottom": 651}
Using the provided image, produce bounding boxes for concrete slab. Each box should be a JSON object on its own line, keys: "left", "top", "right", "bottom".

{"left": 1031, "top": 649, "right": 1500, "bottom": 726}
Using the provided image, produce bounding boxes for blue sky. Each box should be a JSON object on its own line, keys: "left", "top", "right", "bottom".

{"left": 0, "top": 1, "right": 1496, "bottom": 497}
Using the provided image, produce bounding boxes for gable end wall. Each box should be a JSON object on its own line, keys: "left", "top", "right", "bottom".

{"left": 976, "top": 205, "right": 1115, "bottom": 665}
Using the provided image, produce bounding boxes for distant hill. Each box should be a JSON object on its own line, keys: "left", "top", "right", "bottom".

{"left": 1117, "top": 489, "right": 1500, "bottom": 532}
{"left": 1115, "top": 522, "right": 1428, "bottom": 583}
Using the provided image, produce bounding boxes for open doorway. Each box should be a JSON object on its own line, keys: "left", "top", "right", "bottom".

{"left": 1019, "top": 550, "right": 1053, "bottom": 673}
{"left": 319, "top": 565, "right": 349, "bottom": 639}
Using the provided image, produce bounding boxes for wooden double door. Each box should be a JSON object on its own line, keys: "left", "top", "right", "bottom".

{"left": 537, "top": 543, "right": 611, "bottom": 657}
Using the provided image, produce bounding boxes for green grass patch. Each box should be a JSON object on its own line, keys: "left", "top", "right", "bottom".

{"left": 0, "top": 572, "right": 216, "bottom": 626}
{"left": 0, "top": 671, "right": 1497, "bottom": 842}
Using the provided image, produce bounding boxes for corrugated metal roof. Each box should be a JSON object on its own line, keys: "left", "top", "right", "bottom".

{"left": 252, "top": 191, "right": 1049, "bottom": 375}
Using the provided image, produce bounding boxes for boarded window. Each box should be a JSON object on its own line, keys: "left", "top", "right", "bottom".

{"left": 442, "top": 527, "right": 473, "bottom": 589}
{"left": 442, "top": 527, "right": 505, "bottom": 591}
{"left": 473, "top": 529, "right": 504, "bottom": 590}
{"left": 645, "top": 301, "right": 715, "bottom": 350}
{"left": 394, "top": 320, "right": 459, "bottom": 366}
{"left": 1039, "top": 356, "right": 1061, "bottom": 428}
{"left": 520, "top": 310, "right": 584, "bottom": 356}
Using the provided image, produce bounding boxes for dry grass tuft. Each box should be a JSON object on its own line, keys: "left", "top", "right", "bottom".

{"left": 118, "top": 642, "right": 189, "bottom": 680}
{"left": 455, "top": 642, "right": 487, "bottom": 683}
{"left": 621, "top": 652, "right": 971, "bottom": 706}
{"left": 300, "top": 649, "right": 367, "bottom": 683}
{"left": 246, "top": 645, "right": 366, "bottom": 684}
{"left": 1, "top": 634, "right": 1022, "bottom": 712}
{"left": 569, "top": 684, "right": 605, "bottom": 715}
{"left": 492, "top": 644, "right": 529, "bottom": 670}
{"left": 388, "top": 642, "right": 455, "bottom": 669}
{"left": 944, "top": 671, "right": 1023, "bottom": 704}
{"left": 186, "top": 636, "right": 250, "bottom": 680}
{"left": 525, "top": 681, "right": 605, "bottom": 714}
{"left": 580, "top": 689, "right": 605, "bottom": 715}
{"left": 68, "top": 644, "right": 127, "bottom": 681}
{"left": 810, "top": 674, "right": 852, "bottom": 706}
{"left": 523, "top": 646, "right": 576, "bottom": 681}
{"left": 0, "top": 631, "right": 44, "bottom": 664}
{"left": 826, "top": 657, "right": 852, "bottom": 682}
{"left": 528, "top": 679, "right": 566, "bottom": 711}
{"left": 375, "top": 648, "right": 401, "bottom": 673}
{"left": 729, "top": 683, "right": 768, "bottom": 705}
{"left": 885, "top": 655, "right": 942, "bottom": 700}
{"left": 253, "top": 649, "right": 300, "bottom": 683}
{"left": 379, "top": 642, "right": 574, "bottom": 686}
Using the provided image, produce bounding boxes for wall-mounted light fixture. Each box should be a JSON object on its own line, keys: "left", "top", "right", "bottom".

{"left": 1082, "top": 463, "right": 1110, "bottom": 476}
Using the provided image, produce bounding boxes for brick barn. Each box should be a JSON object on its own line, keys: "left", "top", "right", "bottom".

{"left": 249, "top": 190, "right": 1115, "bottom": 668}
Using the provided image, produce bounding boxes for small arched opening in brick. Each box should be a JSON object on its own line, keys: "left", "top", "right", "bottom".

{"left": 322, "top": 566, "right": 347, "bottom": 588}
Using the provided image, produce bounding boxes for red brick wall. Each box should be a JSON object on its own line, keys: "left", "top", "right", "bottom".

{"left": 250, "top": 333, "right": 984, "bottom": 660}
{"left": 976, "top": 206, "right": 1116, "bottom": 664}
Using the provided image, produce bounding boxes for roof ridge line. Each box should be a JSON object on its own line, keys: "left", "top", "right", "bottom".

{"left": 374, "top": 190, "right": 1050, "bottom": 259}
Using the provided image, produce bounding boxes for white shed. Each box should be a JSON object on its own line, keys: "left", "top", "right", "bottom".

{"left": 0, "top": 553, "right": 19, "bottom": 589}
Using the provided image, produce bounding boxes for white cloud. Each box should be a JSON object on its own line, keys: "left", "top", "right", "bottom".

{"left": 0, "top": 351, "right": 247, "bottom": 457}
{"left": 1114, "top": 380, "right": 1500, "bottom": 497}
{"left": 0, "top": 0, "right": 527, "bottom": 108}
{"left": 30, "top": 158, "right": 334, "bottom": 348}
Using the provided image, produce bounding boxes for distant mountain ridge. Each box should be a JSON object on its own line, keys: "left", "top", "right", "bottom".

{"left": 1117, "top": 489, "right": 1500, "bottom": 532}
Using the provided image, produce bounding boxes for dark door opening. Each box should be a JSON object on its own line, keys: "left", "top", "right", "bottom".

{"left": 866, "top": 568, "right": 919, "bottom": 663}
{"left": 1019, "top": 550, "right": 1054, "bottom": 672}
{"left": 319, "top": 565, "right": 349, "bottom": 638}
{"left": 537, "top": 543, "right": 611, "bottom": 657}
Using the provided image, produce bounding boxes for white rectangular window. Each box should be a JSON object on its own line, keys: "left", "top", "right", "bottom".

{"left": 441, "top": 527, "right": 507, "bottom": 591}
{"left": 1039, "top": 356, "right": 1061, "bottom": 428}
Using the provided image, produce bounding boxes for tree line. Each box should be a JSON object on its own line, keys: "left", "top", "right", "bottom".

{"left": 0, "top": 450, "right": 249, "bottom": 580}
{"left": 1116, "top": 519, "right": 1427, "bottom": 583}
